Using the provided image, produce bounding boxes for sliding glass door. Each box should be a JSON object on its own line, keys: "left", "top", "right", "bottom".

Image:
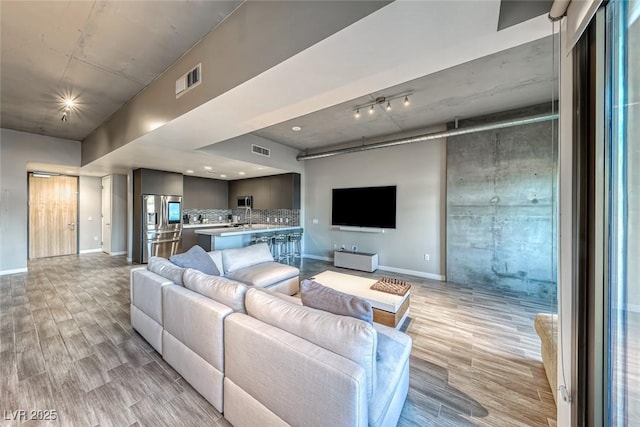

{"left": 605, "top": 0, "right": 639, "bottom": 425}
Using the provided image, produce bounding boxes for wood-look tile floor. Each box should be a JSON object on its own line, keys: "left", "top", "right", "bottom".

{"left": 0, "top": 254, "right": 557, "bottom": 426}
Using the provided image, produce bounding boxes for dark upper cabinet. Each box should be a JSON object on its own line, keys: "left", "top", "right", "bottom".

{"left": 183, "top": 176, "right": 229, "bottom": 209}
{"left": 134, "top": 168, "right": 183, "bottom": 196}
{"left": 229, "top": 173, "right": 300, "bottom": 209}
{"left": 271, "top": 173, "right": 301, "bottom": 209}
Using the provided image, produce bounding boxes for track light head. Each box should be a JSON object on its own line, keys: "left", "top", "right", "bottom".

{"left": 369, "top": 105, "right": 375, "bottom": 114}
{"left": 404, "top": 96, "right": 410, "bottom": 106}
{"left": 355, "top": 109, "right": 360, "bottom": 118}
{"left": 61, "top": 113, "right": 68, "bottom": 122}
{"left": 386, "top": 101, "right": 391, "bottom": 111}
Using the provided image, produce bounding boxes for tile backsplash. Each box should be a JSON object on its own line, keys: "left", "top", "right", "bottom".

{"left": 183, "top": 208, "right": 300, "bottom": 226}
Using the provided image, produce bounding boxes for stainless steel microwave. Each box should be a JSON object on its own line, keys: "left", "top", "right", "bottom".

{"left": 237, "top": 196, "right": 253, "bottom": 208}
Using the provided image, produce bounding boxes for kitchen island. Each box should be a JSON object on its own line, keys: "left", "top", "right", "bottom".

{"left": 195, "top": 224, "right": 303, "bottom": 251}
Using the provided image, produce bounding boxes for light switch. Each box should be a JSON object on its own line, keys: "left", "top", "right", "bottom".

{"left": 312, "top": 219, "right": 319, "bottom": 224}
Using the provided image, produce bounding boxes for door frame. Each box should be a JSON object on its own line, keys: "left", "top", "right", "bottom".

{"left": 27, "top": 172, "right": 80, "bottom": 259}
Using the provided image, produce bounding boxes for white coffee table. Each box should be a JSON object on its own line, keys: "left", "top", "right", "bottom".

{"left": 311, "top": 270, "right": 410, "bottom": 329}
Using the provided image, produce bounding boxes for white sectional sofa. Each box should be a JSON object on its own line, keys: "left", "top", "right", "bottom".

{"left": 130, "top": 243, "right": 299, "bottom": 354}
{"left": 129, "top": 244, "right": 412, "bottom": 426}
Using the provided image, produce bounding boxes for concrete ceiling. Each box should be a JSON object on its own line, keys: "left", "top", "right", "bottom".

{"left": 252, "top": 35, "right": 556, "bottom": 152}
{"left": 0, "top": 0, "right": 242, "bottom": 140}
{"left": 1, "top": 1, "right": 557, "bottom": 179}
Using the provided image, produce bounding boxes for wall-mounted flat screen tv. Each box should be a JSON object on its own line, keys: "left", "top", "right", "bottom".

{"left": 332, "top": 186, "right": 396, "bottom": 229}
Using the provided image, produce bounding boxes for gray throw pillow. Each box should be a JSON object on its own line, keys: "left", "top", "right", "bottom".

{"left": 170, "top": 245, "right": 220, "bottom": 276}
{"left": 300, "top": 279, "right": 373, "bottom": 324}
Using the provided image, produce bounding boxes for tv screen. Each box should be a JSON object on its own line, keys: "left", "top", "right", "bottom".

{"left": 167, "top": 201, "right": 181, "bottom": 224}
{"left": 332, "top": 186, "right": 396, "bottom": 229}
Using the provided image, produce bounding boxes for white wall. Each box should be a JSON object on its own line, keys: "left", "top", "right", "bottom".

{"left": 79, "top": 176, "right": 102, "bottom": 253}
{"left": 0, "top": 128, "right": 81, "bottom": 274}
{"left": 303, "top": 136, "right": 446, "bottom": 280}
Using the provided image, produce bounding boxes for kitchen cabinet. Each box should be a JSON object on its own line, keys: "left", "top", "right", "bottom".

{"left": 180, "top": 228, "right": 199, "bottom": 252}
{"left": 228, "top": 173, "right": 300, "bottom": 209}
{"left": 270, "top": 173, "right": 300, "bottom": 209}
{"left": 183, "top": 176, "right": 229, "bottom": 209}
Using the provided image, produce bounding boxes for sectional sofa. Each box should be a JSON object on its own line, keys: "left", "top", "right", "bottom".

{"left": 129, "top": 244, "right": 412, "bottom": 426}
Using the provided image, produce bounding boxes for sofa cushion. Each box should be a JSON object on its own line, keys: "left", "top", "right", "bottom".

{"left": 207, "top": 251, "right": 224, "bottom": 276}
{"left": 226, "top": 262, "right": 299, "bottom": 288}
{"left": 148, "top": 256, "right": 185, "bottom": 285}
{"left": 170, "top": 245, "right": 220, "bottom": 276}
{"left": 222, "top": 243, "right": 273, "bottom": 273}
{"left": 245, "top": 288, "right": 377, "bottom": 399}
{"left": 183, "top": 269, "right": 248, "bottom": 313}
{"left": 300, "top": 279, "right": 373, "bottom": 324}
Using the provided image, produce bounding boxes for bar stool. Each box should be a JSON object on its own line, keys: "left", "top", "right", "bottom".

{"left": 287, "top": 231, "right": 302, "bottom": 259}
{"left": 273, "top": 233, "right": 289, "bottom": 262}
{"left": 255, "top": 234, "right": 273, "bottom": 252}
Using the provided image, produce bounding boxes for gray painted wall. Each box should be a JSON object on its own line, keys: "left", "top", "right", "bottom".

{"left": 303, "top": 134, "right": 446, "bottom": 280}
{"left": 79, "top": 176, "right": 102, "bottom": 253}
{"left": 0, "top": 128, "right": 81, "bottom": 273}
{"left": 82, "top": 1, "right": 389, "bottom": 164}
{"left": 446, "top": 105, "right": 557, "bottom": 298}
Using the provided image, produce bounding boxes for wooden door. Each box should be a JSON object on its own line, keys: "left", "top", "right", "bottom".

{"left": 28, "top": 174, "right": 78, "bottom": 259}
{"left": 102, "top": 176, "right": 112, "bottom": 254}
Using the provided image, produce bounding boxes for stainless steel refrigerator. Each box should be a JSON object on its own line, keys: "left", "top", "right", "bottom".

{"left": 142, "top": 194, "right": 182, "bottom": 263}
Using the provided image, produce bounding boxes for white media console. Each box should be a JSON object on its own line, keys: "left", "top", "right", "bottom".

{"left": 333, "top": 250, "right": 379, "bottom": 272}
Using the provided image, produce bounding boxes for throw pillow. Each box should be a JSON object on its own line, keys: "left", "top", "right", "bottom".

{"left": 300, "top": 279, "right": 373, "bottom": 324}
{"left": 170, "top": 245, "right": 220, "bottom": 276}
{"left": 221, "top": 243, "right": 274, "bottom": 273}
{"left": 148, "top": 256, "right": 185, "bottom": 285}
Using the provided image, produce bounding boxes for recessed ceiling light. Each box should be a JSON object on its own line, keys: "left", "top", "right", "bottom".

{"left": 291, "top": 126, "right": 302, "bottom": 132}
{"left": 64, "top": 98, "right": 76, "bottom": 109}
{"left": 220, "top": 174, "right": 227, "bottom": 178}
{"left": 203, "top": 166, "right": 213, "bottom": 170}
{"left": 186, "top": 169, "right": 194, "bottom": 174}
{"left": 238, "top": 171, "right": 246, "bottom": 175}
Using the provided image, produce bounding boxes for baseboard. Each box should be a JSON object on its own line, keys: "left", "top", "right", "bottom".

{"left": 109, "top": 251, "right": 127, "bottom": 256}
{"left": 0, "top": 267, "right": 28, "bottom": 276}
{"left": 302, "top": 255, "right": 446, "bottom": 282}
{"left": 79, "top": 248, "right": 102, "bottom": 254}
{"left": 378, "top": 265, "right": 446, "bottom": 282}
{"left": 302, "top": 254, "right": 333, "bottom": 262}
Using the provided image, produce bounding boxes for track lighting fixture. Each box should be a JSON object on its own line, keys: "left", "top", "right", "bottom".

{"left": 352, "top": 93, "right": 411, "bottom": 119}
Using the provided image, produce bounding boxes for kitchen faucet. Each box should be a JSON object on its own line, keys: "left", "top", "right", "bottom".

{"left": 245, "top": 207, "right": 252, "bottom": 228}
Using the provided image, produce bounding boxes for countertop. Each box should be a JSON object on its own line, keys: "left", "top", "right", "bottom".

{"left": 183, "top": 223, "right": 232, "bottom": 229}
{"left": 195, "top": 224, "right": 302, "bottom": 237}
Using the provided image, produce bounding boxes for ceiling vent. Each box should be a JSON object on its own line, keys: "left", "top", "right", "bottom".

{"left": 251, "top": 144, "right": 271, "bottom": 157}
{"left": 175, "top": 63, "right": 201, "bottom": 98}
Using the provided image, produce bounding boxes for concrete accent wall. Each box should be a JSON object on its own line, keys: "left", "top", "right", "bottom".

{"left": 446, "top": 105, "right": 557, "bottom": 298}
{"left": 303, "top": 133, "right": 446, "bottom": 280}
{"left": 0, "top": 128, "right": 81, "bottom": 274}
{"left": 79, "top": 176, "right": 102, "bottom": 253}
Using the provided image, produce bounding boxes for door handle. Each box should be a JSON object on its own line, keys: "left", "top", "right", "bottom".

{"left": 68, "top": 223, "right": 76, "bottom": 229}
